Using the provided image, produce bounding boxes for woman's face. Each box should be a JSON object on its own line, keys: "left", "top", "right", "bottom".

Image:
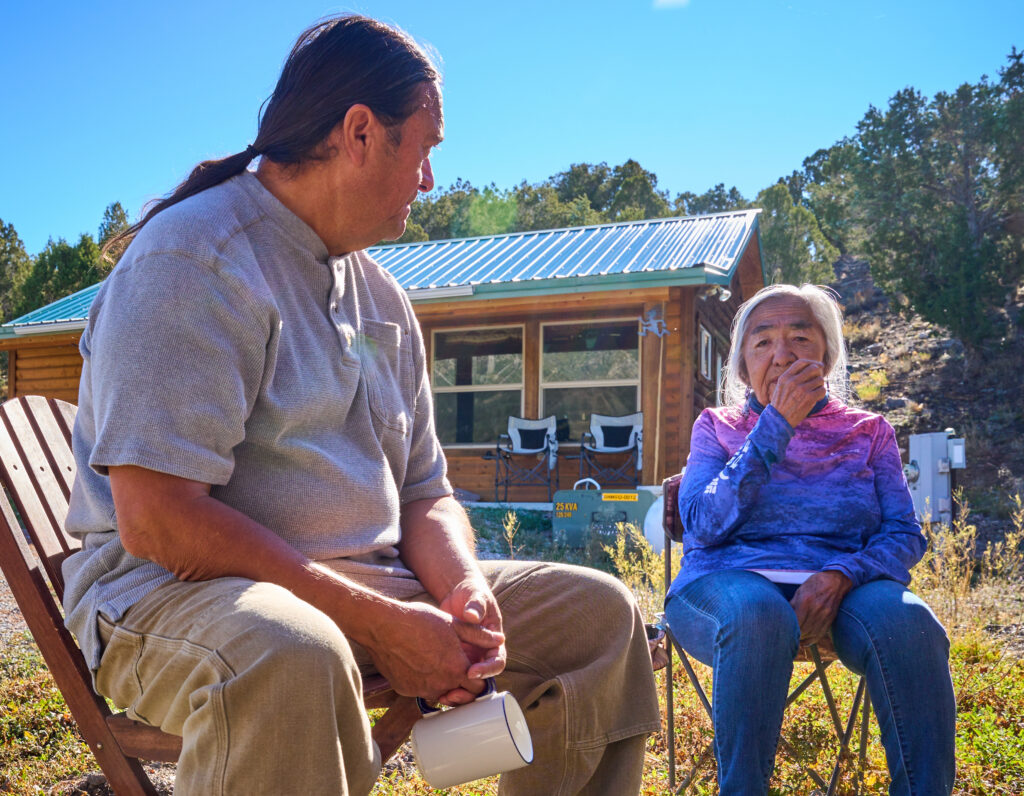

{"left": 740, "top": 295, "right": 828, "bottom": 406}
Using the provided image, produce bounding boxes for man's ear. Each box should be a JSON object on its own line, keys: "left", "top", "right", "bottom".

{"left": 335, "top": 103, "right": 378, "bottom": 166}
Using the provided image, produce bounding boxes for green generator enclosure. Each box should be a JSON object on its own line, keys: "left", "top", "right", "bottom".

{"left": 551, "top": 486, "right": 657, "bottom": 546}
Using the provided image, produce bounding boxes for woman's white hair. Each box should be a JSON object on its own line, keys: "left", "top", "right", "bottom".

{"left": 721, "top": 283, "right": 849, "bottom": 407}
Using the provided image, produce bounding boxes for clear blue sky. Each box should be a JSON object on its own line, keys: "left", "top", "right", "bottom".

{"left": 1, "top": 0, "right": 1020, "bottom": 255}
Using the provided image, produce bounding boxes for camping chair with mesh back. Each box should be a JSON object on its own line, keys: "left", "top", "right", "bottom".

{"left": 578, "top": 412, "right": 643, "bottom": 488}
{"left": 490, "top": 415, "right": 559, "bottom": 501}
{"left": 657, "top": 473, "right": 873, "bottom": 796}
{"left": 0, "top": 396, "right": 421, "bottom": 796}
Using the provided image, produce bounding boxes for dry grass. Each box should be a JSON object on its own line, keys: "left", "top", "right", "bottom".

{"left": 843, "top": 317, "right": 882, "bottom": 346}
{"left": 602, "top": 521, "right": 680, "bottom": 622}
{"left": 913, "top": 491, "right": 1024, "bottom": 631}
{"left": 3, "top": 507, "right": 1023, "bottom": 795}
{"left": 851, "top": 368, "right": 889, "bottom": 402}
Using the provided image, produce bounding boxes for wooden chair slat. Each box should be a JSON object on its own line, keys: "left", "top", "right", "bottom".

{"left": 0, "top": 398, "right": 74, "bottom": 522}
{"left": 25, "top": 396, "right": 78, "bottom": 499}
{"left": 0, "top": 396, "right": 418, "bottom": 792}
{"left": 52, "top": 396, "right": 77, "bottom": 442}
{"left": 0, "top": 411, "right": 73, "bottom": 597}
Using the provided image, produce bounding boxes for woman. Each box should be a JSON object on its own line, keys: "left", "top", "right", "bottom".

{"left": 664, "top": 284, "right": 955, "bottom": 795}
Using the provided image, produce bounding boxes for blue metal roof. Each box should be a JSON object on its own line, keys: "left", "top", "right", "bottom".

{"left": 1, "top": 210, "right": 761, "bottom": 337}
{"left": 377, "top": 210, "right": 760, "bottom": 292}
{"left": 0, "top": 282, "right": 105, "bottom": 337}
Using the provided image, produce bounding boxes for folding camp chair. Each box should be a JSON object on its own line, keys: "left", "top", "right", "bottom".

{"left": 658, "top": 473, "right": 873, "bottom": 796}
{"left": 0, "top": 396, "right": 420, "bottom": 796}
{"left": 489, "top": 415, "right": 559, "bottom": 501}
{"left": 578, "top": 412, "right": 643, "bottom": 488}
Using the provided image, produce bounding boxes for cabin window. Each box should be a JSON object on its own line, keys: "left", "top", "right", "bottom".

{"left": 699, "top": 325, "right": 713, "bottom": 381}
{"left": 432, "top": 326, "right": 524, "bottom": 445}
{"left": 540, "top": 320, "right": 640, "bottom": 441}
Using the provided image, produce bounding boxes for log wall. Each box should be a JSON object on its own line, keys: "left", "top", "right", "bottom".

{"left": 0, "top": 333, "right": 82, "bottom": 404}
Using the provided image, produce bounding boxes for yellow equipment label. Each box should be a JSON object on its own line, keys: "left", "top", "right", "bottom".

{"left": 554, "top": 501, "right": 579, "bottom": 518}
{"left": 602, "top": 493, "right": 638, "bottom": 502}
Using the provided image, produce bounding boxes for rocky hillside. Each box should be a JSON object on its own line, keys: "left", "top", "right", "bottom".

{"left": 829, "top": 256, "right": 1024, "bottom": 537}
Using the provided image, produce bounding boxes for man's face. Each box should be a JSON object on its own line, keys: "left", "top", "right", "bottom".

{"left": 369, "top": 82, "right": 444, "bottom": 242}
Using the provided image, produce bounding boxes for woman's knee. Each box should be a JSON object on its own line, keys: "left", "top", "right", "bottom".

{"left": 669, "top": 572, "right": 800, "bottom": 660}
{"left": 721, "top": 591, "right": 800, "bottom": 657}
{"left": 834, "top": 580, "right": 949, "bottom": 670}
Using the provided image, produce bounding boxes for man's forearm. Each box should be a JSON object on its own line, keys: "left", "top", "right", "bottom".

{"left": 398, "top": 495, "right": 483, "bottom": 602}
{"left": 110, "top": 465, "right": 405, "bottom": 652}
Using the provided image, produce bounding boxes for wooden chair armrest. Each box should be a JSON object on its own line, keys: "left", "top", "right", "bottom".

{"left": 370, "top": 695, "right": 421, "bottom": 762}
{"left": 105, "top": 714, "right": 182, "bottom": 763}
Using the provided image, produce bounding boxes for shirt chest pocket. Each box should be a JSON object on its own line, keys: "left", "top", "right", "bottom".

{"left": 359, "top": 318, "right": 414, "bottom": 436}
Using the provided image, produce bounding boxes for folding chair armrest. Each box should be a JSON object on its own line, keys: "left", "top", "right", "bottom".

{"left": 662, "top": 473, "right": 684, "bottom": 543}
{"left": 544, "top": 432, "right": 559, "bottom": 469}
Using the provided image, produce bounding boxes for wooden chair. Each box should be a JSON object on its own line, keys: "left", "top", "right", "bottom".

{"left": 658, "top": 473, "right": 873, "bottom": 796}
{"left": 0, "top": 396, "right": 420, "bottom": 796}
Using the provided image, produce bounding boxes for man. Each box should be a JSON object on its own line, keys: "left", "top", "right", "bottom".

{"left": 62, "top": 14, "right": 660, "bottom": 795}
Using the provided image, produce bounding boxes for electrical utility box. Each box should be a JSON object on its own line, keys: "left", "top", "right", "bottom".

{"left": 552, "top": 481, "right": 657, "bottom": 546}
{"left": 903, "top": 430, "right": 966, "bottom": 525}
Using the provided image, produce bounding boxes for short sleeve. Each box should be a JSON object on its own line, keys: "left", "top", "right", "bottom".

{"left": 84, "top": 252, "right": 273, "bottom": 485}
{"left": 396, "top": 299, "right": 451, "bottom": 504}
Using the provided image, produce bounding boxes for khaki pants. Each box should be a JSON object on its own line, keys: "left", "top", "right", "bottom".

{"left": 95, "top": 560, "right": 661, "bottom": 795}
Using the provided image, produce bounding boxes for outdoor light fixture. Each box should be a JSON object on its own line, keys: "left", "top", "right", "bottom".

{"left": 699, "top": 285, "right": 732, "bottom": 302}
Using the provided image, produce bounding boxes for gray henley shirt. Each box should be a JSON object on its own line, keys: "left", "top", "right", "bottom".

{"left": 61, "top": 171, "right": 452, "bottom": 671}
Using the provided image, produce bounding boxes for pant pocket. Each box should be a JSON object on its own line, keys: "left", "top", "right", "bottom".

{"left": 96, "top": 617, "right": 227, "bottom": 731}
{"left": 95, "top": 616, "right": 145, "bottom": 715}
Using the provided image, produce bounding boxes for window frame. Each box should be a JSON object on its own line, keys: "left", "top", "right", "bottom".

{"left": 699, "top": 324, "right": 713, "bottom": 381}
{"left": 430, "top": 323, "right": 525, "bottom": 449}
{"left": 538, "top": 317, "right": 643, "bottom": 438}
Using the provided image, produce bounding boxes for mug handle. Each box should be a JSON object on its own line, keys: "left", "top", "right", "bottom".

{"left": 417, "top": 677, "right": 497, "bottom": 716}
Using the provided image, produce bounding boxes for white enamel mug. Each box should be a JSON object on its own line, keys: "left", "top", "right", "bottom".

{"left": 411, "top": 678, "right": 534, "bottom": 789}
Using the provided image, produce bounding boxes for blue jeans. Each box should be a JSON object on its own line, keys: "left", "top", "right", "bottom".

{"left": 664, "top": 570, "right": 955, "bottom": 795}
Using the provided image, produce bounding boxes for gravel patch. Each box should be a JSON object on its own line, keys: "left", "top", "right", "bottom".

{"left": 0, "top": 568, "right": 34, "bottom": 655}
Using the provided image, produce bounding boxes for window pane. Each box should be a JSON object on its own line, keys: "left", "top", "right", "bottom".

{"left": 542, "top": 322, "right": 639, "bottom": 382}
{"left": 435, "top": 390, "right": 522, "bottom": 444}
{"left": 434, "top": 358, "right": 456, "bottom": 387}
{"left": 542, "top": 386, "right": 638, "bottom": 441}
{"left": 472, "top": 353, "right": 521, "bottom": 386}
{"left": 434, "top": 328, "right": 522, "bottom": 387}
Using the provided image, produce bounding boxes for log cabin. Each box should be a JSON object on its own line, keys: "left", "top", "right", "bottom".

{"left": 0, "top": 211, "right": 766, "bottom": 501}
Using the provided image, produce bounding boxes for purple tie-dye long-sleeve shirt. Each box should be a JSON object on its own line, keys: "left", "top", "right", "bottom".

{"left": 667, "top": 397, "right": 925, "bottom": 598}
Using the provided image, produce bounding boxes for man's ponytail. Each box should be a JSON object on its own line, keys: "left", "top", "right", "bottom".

{"left": 104, "top": 14, "right": 439, "bottom": 261}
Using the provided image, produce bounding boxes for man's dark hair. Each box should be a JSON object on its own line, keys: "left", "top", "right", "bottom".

{"left": 107, "top": 14, "right": 439, "bottom": 255}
